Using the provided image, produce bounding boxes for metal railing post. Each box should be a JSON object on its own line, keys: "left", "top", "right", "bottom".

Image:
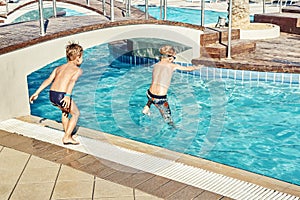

{"left": 145, "top": 0, "right": 149, "bottom": 19}
{"left": 6, "top": 0, "right": 9, "bottom": 14}
{"left": 163, "top": 0, "right": 167, "bottom": 20}
{"left": 127, "top": 0, "right": 131, "bottom": 16}
{"left": 52, "top": 0, "right": 57, "bottom": 17}
{"left": 201, "top": 0, "right": 205, "bottom": 26}
{"left": 279, "top": 0, "right": 282, "bottom": 13}
{"left": 38, "top": 0, "right": 45, "bottom": 36}
{"left": 102, "top": 0, "right": 106, "bottom": 15}
{"left": 110, "top": 0, "right": 114, "bottom": 21}
{"left": 227, "top": 0, "right": 232, "bottom": 59}
{"left": 262, "top": 0, "right": 265, "bottom": 13}
{"left": 160, "top": 0, "right": 162, "bottom": 19}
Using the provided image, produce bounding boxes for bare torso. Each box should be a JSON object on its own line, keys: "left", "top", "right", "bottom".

{"left": 50, "top": 63, "right": 81, "bottom": 92}
{"left": 149, "top": 61, "right": 175, "bottom": 96}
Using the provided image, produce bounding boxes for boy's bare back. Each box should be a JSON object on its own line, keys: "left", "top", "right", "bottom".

{"left": 50, "top": 63, "right": 82, "bottom": 92}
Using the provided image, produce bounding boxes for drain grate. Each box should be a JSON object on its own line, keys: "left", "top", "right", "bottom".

{"left": 0, "top": 119, "right": 299, "bottom": 200}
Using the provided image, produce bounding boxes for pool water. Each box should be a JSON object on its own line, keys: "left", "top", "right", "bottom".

{"left": 135, "top": 6, "right": 254, "bottom": 25}
{"left": 28, "top": 43, "right": 300, "bottom": 186}
{"left": 13, "top": 7, "right": 84, "bottom": 23}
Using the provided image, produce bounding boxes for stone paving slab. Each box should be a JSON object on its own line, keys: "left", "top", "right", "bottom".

{"left": 0, "top": 144, "right": 165, "bottom": 200}
{"left": 0, "top": 129, "right": 230, "bottom": 199}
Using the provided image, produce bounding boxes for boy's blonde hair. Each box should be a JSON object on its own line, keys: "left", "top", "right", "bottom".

{"left": 159, "top": 45, "right": 176, "bottom": 56}
{"left": 66, "top": 42, "right": 83, "bottom": 61}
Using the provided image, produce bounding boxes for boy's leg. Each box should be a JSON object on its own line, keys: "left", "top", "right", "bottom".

{"left": 143, "top": 90, "right": 152, "bottom": 115}
{"left": 154, "top": 101, "right": 173, "bottom": 125}
{"left": 142, "top": 100, "right": 152, "bottom": 115}
{"left": 61, "top": 111, "right": 69, "bottom": 132}
{"left": 62, "top": 100, "right": 80, "bottom": 144}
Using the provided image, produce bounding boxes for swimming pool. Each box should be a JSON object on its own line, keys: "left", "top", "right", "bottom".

{"left": 135, "top": 6, "right": 254, "bottom": 25}
{"left": 12, "top": 7, "right": 84, "bottom": 23}
{"left": 28, "top": 43, "right": 300, "bottom": 186}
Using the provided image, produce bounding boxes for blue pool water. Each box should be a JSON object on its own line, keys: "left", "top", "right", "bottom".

{"left": 13, "top": 7, "right": 84, "bottom": 23}
{"left": 135, "top": 6, "right": 254, "bottom": 25}
{"left": 28, "top": 43, "right": 300, "bottom": 186}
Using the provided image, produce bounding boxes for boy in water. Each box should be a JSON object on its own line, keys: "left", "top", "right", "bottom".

{"left": 142, "top": 45, "right": 201, "bottom": 125}
{"left": 29, "top": 42, "right": 83, "bottom": 145}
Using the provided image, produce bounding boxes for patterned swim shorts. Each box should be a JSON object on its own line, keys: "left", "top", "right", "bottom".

{"left": 146, "top": 90, "right": 173, "bottom": 124}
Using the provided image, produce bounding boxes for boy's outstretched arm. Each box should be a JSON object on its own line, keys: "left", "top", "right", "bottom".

{"left": 29, "top": 68, "right": 57, "bottom": 103}
{"left": 174, "top": 64, "right": 203, "bottom": 72}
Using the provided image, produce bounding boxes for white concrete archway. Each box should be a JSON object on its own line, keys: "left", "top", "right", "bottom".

{"left": 0, "top": 23, "right": 203, "bottom": 120}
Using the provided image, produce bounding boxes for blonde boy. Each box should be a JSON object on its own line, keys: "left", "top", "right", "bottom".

{"left": 143, "top": 45, "right": 201, "bottom": 125}
{"left": 30, "top": 42, "right": 83, "bottom": 145}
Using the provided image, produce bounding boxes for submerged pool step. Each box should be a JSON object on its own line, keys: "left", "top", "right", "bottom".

{"left": 0, "top": 119, "right": 299, "bottom": 200}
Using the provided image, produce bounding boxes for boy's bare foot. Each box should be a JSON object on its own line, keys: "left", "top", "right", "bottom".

{"left": 72, "top": 134, "right": 78, "bottom": 139}
{"left": 142, "top": 105, "right": 150, "bottom": 115}
{"left": 62, "top": 138, "right": 79, "bottom": 145}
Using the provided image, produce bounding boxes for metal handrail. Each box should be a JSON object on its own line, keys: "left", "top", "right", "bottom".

{"left": 163, "top": 0, "right": 166, "bottom": 20}
{"left": 38, "top": 0, "right": 45, "bottom": 36}
{"left": 125, "top": 0, "right": 131, "bottom": 17}
{"left": 53, "top": 0, "right": 57, "bottom": 17}
{"left": 110, "top": 0, "right": 114, "bottom": 21}
{"left": 145, "top": 0, "right": 148, "bottom": 19}
{"left": 201, "top": 0, "right": 205, "bottom": 26}
{"left": 227, "top": 0, "right": 232, "bottom": 59}
{"left": 102, "top": 0, "right": 106, "bottom": 15}
{"left": 5, "top": 0, "right": 9, "bottom": 14}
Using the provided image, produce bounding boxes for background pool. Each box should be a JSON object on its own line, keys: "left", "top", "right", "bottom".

{"left": 135, "top": 6, "right": 254, "bottom": 25}
{"left": 13, "top": 7, "right": 84, "bottom": 23}
{"left": 28, "top": 43, "right": 300, "bottom": 186}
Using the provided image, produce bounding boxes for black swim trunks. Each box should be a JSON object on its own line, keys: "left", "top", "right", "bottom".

{"left": 146, "top": 90, "right": 173, "bottom": 124}
{"left": 49, "top": 90, "right": 68, "bottom": 108}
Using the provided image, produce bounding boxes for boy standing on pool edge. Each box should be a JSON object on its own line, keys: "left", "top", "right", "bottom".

{"left": 142, "top": 45, "right": 201, "bottom": 125}
{"left": 29, "top": 42, "right": 83, "bottom": 145}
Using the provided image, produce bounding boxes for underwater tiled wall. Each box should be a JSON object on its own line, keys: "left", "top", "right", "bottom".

{"left": 117, "top": 54, "right": 300, "bottom": 85}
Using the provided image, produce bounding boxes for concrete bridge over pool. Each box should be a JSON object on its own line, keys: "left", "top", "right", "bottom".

{"left": 0, "top": 0, "right": 210, "bottom": 120}
{"left": 0, "top": 11, "right": 208, "bottom": 120}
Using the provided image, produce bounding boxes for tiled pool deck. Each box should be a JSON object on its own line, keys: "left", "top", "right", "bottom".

{"left": 0, "top": 139, "right": 167, "bottom": 200}
{"left": 0, "top": 117, "right": 230, "bottom": 200}
{"left": 1, "top": 116, "right": 300, "bottom": 200}
{"left": 1, "top": 0, "right": 300, "bottom": 199}
{"left": 0, "top": 131, "right": 209, "bottom": 200}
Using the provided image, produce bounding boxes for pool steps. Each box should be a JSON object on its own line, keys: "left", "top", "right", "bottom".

{"left": 200, "top": 28, "right": 256, "bottom": 59}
